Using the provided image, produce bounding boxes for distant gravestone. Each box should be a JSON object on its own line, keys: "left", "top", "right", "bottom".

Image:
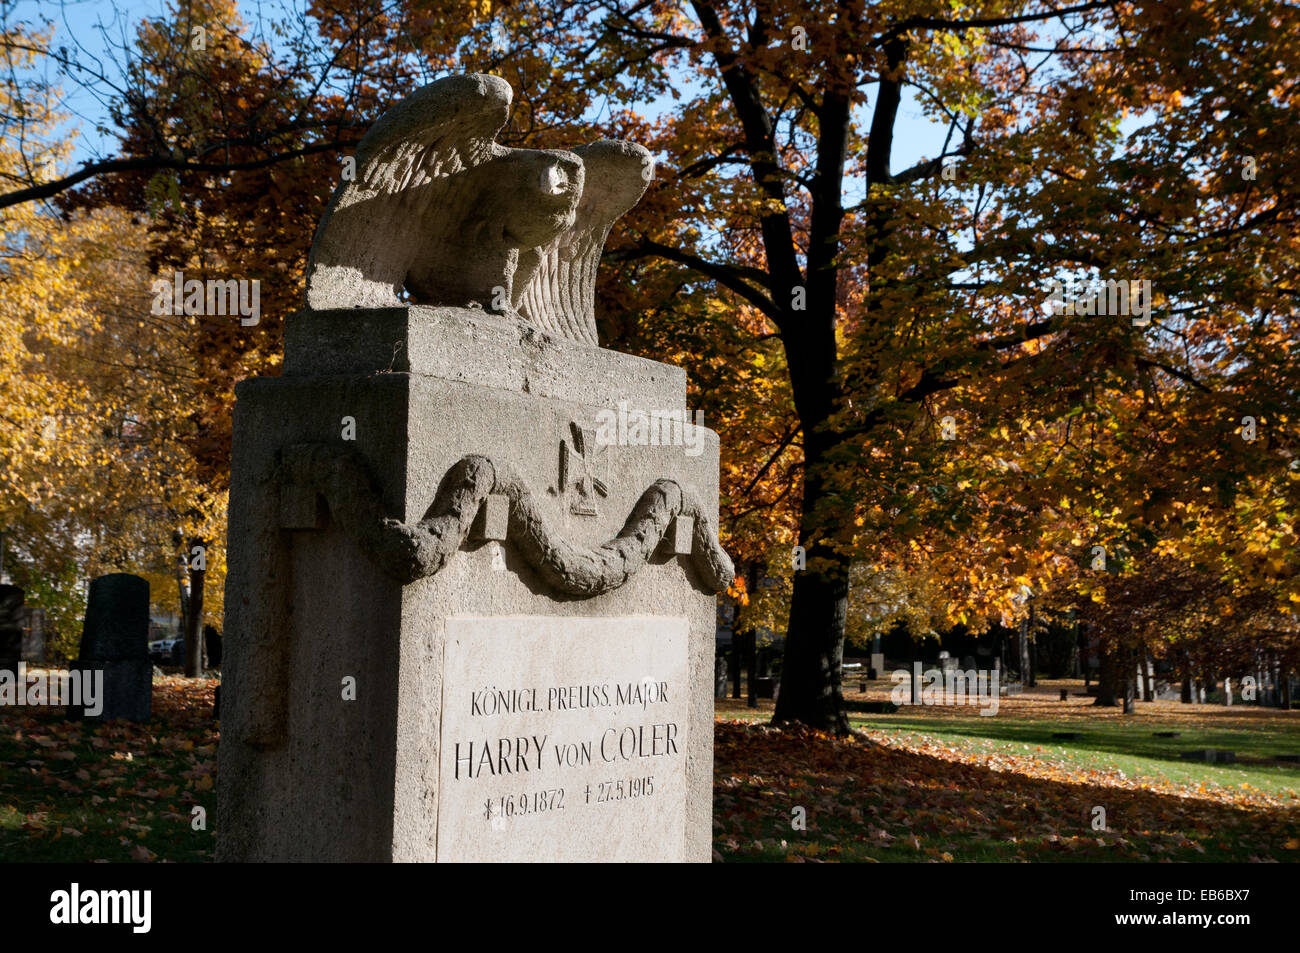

{"left": 205, "top": 624, "right": 223, "bottom": 667}
{"left": 70, "top": 574, "right": 152, "bottom": 722}
{"left": 20, "top": 607, "right": 46, "bottom": 663}
{"left": 870, "top": 652, "right": 886, "bottom": 679}
{"left": 1179, "top": 749, "right": 1235, "bottom": 764}
{"left": 0, "top": 585, "right": 24, "bottom": 670}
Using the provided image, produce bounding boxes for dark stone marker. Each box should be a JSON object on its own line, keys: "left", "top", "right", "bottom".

{"left": 1059, "top": 689, "right": 1069, "bottom": 701}
{"left": 1153, "top": 731, "right": 1181, "bottom": 738}
{"left": 204, "top": 624, "right": 223, "bottom": 667}
{"left": 1179, "top": 749, "right": 1235, "bottom": 763}
{"left": 69, "top": 573, "right": 152, "bottom": 722}
{"left": 0, "top": 584, "right": 24, "bottom": 670}
{"left": 846, "top": 700, "right": 900, "bottom": 714}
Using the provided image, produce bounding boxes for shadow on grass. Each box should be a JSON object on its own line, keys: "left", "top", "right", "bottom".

{"left": 713, "top": 720, "right": 1300, "bottom": 863}
{"left": 856, "top": 710, "right": 1300, "bottom": 769}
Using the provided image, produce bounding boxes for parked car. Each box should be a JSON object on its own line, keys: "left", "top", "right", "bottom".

{"left": 148, "top": 639, "right": 178, "bottom": 663}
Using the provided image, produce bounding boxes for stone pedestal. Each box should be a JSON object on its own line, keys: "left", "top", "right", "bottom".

{"left": 218, "top": 306, "right": 725, "bottom": 862}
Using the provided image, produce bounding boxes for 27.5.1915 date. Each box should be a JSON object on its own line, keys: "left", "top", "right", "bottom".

{"left": 586, "top": 776, "right": 654, "bottom": 804}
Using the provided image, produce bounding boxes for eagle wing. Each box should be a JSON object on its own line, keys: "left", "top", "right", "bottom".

{"left": 305, "top": 74, "right": 513, "bottom": 309}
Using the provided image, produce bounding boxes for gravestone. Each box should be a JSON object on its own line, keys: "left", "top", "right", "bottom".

{"left": 1179, "top": 749, "right": 1236, "bottom": 764}
{"left": 0, "top": 585, "right": 24, "bottom": 670}
{"left": 20, "top": 607, "right": 46, "bottom": 663}
{"left": 204, "top": 624, "right": 223, "bottom": 668}
{"left": 217, "top": 74, "right": 731, "bottom": 863}
{"left": 70, "top": 573, "right": 152, "bottom": 722}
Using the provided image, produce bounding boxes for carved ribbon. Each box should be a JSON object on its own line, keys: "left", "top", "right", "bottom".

{"left": 279, "top": 444, "right": 734, "bottom": 595}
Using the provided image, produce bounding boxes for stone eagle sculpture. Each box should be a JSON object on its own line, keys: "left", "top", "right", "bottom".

{"left": 304, "top": 73, "right": 652, "bottom": 346}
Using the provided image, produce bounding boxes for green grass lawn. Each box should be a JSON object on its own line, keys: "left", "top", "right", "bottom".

{"left": 854, "top": 711, "right": 1300, "bottom": 799}
{"left": 0, "top": 675, "right": 218, "bottom": 863}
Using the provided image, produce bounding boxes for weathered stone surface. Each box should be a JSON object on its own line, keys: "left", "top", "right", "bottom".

{"left": 304, "top": 75, "right": 651, "bottom": 346}
{"left": 474, "top": 494, "right": 509, "bottom": 541}
{"left": 667, "top": 515, "right": 695, "bottom": 556}
{"left": 277, "top": 446, "right": 731, "bottom": 592}
{"left": 436, "top": 616, "right": 689, "bottom": 862}
{"left": 218, "top": 352, "right": 720, "bottom": 862}
{"left": 282, "top": 306, "right": 685, "bottom": 410}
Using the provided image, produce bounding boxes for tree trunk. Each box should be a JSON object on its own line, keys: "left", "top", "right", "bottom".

{"left": 1094, "top": 643, "right": 1119, "bottom": 707}
{"left": 183, "top": 537, "right": 206, "bottom": 677}
{"left": 773, "top": 543, "right": 850, "bottom": 732}
{"left": 746, "top": 630, "right": 758, "bottom": 709}
{"left": 1121, "top": 646, "right": 1136, "bottom": 714}
{"left": 174, "top": 549, "right": 190, "bottom": 640}
{"left": 731, "top": 635, "right": 741, "bottom": 699}
{"left": 773, "top": 376, "right": 851, "bottom": 732}
{"left": 1018, "top": 618, "right": 1032, "bottom": 687}
{"left": 910, "top": 640, "right": 923, "bottom": 706}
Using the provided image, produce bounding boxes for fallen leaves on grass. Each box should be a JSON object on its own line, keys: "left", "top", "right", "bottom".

{"left": 864, "top": 728, "right": 1297, "bottom": 811}
{"left": 713, "top": 720, "right": 1300, "bottom": 863}
{"left": 0, "top": 673, "right": 219, "bottom": 863}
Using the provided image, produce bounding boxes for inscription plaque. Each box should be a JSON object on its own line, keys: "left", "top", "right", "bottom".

{"left": 437, "top": 615, "right": 689, "bottom": 862}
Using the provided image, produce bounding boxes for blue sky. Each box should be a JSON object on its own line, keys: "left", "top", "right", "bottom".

{"left": 11, "top": 0, "right": 950, "bottom": 182}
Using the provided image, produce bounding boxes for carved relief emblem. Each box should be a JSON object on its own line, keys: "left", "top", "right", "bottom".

{"left": 558, "top": 421, "right": 608, "bottom": 517}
